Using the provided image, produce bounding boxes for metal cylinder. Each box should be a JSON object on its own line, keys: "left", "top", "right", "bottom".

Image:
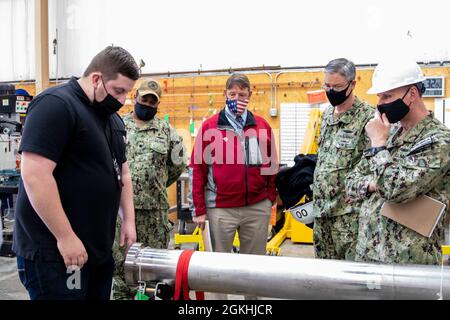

{"left": 124, "top": 243, "right": 450, "bottom": 300}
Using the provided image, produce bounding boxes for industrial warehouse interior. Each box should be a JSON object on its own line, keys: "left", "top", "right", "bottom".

{"left": 1, "top": 0, "right": 450, "bottom": 305}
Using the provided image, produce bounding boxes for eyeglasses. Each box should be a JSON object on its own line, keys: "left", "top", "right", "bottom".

{"left": 322, "top": 82, "right": 351, "bottom": 92}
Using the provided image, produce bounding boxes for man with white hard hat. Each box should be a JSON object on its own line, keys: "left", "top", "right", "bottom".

{"left": 345, "top": 59, "right": 450, "bottom": 265}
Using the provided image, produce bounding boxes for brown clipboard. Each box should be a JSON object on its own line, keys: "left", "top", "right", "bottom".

{"left": 380, "top": 195, "right": 446, "bottom": 238}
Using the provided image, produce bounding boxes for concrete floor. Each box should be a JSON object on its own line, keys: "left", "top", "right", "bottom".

{"left": 0, "top": 219, "right": 314, "bottom": 300}
{"left": 0, "top": 256, "right": 28, "bottom": 300}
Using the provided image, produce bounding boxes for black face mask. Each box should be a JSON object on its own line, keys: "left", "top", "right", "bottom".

{"left": 326, "top": 82, "right": 352, "bottom": 107}
{"left": 92, "top": 77, "right": 123, "bottom": 116}
{"left": 377, "top": 87, "right": 411, "bottom": 123}
{"left": 134, "top": 102, "right": 157, "bottom": 121}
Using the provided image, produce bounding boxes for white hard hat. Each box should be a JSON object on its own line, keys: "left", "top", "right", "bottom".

{"left": 287, "top": 201, "right": 315, "bottom": 225}
{"left": 367, "top": 59, "right": 425, "bottom": 94}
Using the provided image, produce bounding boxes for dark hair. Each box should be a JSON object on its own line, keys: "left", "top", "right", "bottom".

{"left": 225, "top": 73, "right": 251, "bottom": 91}
{"left": 413, "top": 82, "right": 426, "bottom": 97}
{"left": 83, "top": 46, "right": 140, "bottom": 81}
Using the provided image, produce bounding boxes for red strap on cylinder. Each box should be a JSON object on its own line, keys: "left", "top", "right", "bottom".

{"left": 173, "top": 250, "right": 205, "bottom": 300}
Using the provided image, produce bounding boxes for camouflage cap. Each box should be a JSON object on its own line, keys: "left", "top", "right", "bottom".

{"left": 137, "top": 78, "right": 162, "bottom": 101}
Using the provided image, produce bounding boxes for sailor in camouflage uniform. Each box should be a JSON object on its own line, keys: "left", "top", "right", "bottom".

{"left": 345, "top": 59, "right": 450, "bottom": 265}
{"left": 113, "top": 78, "right": 187, "bottom": 299}
{"left": 312, "top": 58, "right": 374, "bottom": 261}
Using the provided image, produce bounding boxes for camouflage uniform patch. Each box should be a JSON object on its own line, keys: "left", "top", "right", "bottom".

{"left": 346, "top": 113, "right": 450, "bottom": 265}
{"left": 313, "top": 212, "right": 359, "bottom": 260}
{"left": 312, "top": 97, "right": 374, "bottom": 260}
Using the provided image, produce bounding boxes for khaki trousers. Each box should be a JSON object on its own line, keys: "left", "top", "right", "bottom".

{"left": 207, "top": 199, "right": 272, "bottom": 255}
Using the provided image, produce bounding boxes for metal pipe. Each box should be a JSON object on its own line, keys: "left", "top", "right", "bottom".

{"left": 263, "top": 72, "right": 274, "bottom": 110}
{"left": 140, "top": 61, "right": 450, "bottom": 78}
{"left": 124, "top": 244, "right": 450, "bottom": 300}
{"left": 273, "top": 72, "right": 283, "bottom": 111}
{"left": 142, "top": 66, "right": 282, "bottom": 78}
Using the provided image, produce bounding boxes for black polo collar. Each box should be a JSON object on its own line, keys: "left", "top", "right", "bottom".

{"left": 69, "top": 76, "right": 91, "bottom": 105}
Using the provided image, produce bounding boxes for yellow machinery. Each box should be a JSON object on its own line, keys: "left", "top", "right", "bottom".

{"left": 174, "top": 226, "right": 205, "bottom": 251}
{"left": 174, "top": 226, "right": 240, "bottom": 251}
{"left": 266, "top": 107, "right": 322, "bottom": 255}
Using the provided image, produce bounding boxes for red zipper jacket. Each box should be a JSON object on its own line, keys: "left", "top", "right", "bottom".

{"left": 191, "top": 109, "right": 278, "bottom": 216}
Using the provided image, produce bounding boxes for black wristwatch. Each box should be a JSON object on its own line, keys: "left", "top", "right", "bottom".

{"left": 364, "top": 146, "right": 387, "bottom": 158}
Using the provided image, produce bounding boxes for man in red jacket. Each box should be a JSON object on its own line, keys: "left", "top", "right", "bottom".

{"left": 191, "top": 73, "right": 278, "bottom": 256}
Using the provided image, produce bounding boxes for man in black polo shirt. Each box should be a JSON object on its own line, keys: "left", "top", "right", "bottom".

{"left": 13, "top": 46, "right": 138, "bottom": 300}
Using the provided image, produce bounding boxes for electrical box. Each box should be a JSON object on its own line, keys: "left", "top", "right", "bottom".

{"left": 15, "top": 95, "right": 32, "bottom": 113}
{"left": 269, "top": 107, "right": 278, "bottom": 117}
{"left": 0, "top": 94, "right": 32, "bottom": 114}
{"left": 0, "top": 84, "right": 32, "bottom": 115}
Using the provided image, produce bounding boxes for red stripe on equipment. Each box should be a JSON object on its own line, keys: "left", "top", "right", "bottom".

{"left": 173, "top": 250, "right": 205, "bottom": 300}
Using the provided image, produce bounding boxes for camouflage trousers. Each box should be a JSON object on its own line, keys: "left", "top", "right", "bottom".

{"left": 112, "top": 209, "right": 171, "bottom": 300}
{"left": 313, "top": 212, "right": 358, "bottom": 261}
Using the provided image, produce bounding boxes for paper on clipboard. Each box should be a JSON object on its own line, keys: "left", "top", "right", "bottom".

{"left": 380, "top": 195, "right": 446, "bottom": 238}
